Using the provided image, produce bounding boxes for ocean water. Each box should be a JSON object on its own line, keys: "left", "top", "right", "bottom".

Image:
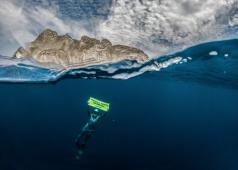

{"left": 0, "top": 39, "right": 238, "bottom": 170}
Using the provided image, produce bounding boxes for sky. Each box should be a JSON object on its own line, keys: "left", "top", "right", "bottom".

{"left": 0, "top": 0, "right": 238, "bottom": 57}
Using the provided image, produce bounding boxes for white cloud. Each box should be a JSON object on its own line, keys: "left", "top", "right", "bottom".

{"left": 0, "top": 0, "right": 96, "bottom": 56}
{"left": 99, "top": 0, "right": 238, "bottom": 57}
{"left": 0, "top": 0, "right": 237, "bottom": 57}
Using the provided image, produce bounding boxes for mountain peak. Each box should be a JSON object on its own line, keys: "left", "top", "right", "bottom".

{"left": 14, "top": 29, "right": 149, "bottom": 69}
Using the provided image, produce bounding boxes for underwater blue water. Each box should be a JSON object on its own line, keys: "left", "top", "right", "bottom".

{"left": 0, "top": 39, "right": 238, "bottom": 170}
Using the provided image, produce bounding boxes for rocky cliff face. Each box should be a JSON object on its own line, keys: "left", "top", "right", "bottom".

{"left": 14, "top": 29, "right": 149, "bottom": 69}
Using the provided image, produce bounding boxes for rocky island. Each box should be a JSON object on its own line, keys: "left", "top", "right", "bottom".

{"left": 14, "top": 29, "right": 149, "bottom": 69}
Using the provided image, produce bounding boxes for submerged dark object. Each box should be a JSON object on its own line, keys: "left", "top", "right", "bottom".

{"left": 75, "top": 97, "right": 110, "bottom": 159}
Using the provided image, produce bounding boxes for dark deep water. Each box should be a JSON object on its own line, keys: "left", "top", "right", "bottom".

{"left": 0, "top": 39, "right": 238, "bottom": 170}
{"left": 0, "top": 0, "right": 238, "bottom": 168}
{"left": 0, "top": 77, "right": 238, "bottom": 170}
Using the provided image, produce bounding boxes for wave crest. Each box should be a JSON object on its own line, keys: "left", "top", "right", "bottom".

{"left": 0, "top": 39, "right": 237, "bottom": 89}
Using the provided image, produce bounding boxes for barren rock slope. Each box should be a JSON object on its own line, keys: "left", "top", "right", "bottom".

{"left": 14, "top": 29, "right": 149, "bottom": 68}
